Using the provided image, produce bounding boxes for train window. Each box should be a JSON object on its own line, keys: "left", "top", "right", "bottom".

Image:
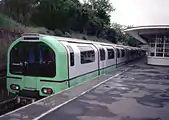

{"left": 99, "top": 48, "right": 105, "bottom": 61}
{"left": 107, "top": 48, "right": 114, "bottom": 59}
{"left": 165, "top": 44, "right": 169, "bottom": 48}
{"left": 164, "top": 53, "right": 169, "bottom": 57}
{"left": 150, "top": 52, "right": 154, "bottom": 56}
{"left": 121, "top": 49, "right": 125, "bottom": 57}
{"left": 150, "top": 44, "right": 155, "bottom": 47}
{"left": 10, "top": 43, "right": 24, "bottom": 75}
{"left": 164, "top": 48, "right": 169, "bottom": 57}
{"left": 10, "top": 42, "right": 56, "bottom": 77}
{"left": 116, "top": 49, "right": 120, "bottom": 58}
{"left": 78, "top": 46, "right": 95, "bottom": 64}
{"left": 156, "top": 53, "right": 163, "bottom": 57}
{"left": 156, "top": 42, "right": 164, "bottom": 57}
{"left": 67, "top": 45, "right": 74, "bottom": 66}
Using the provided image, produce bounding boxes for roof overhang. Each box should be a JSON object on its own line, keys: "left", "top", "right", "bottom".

{"left": 124, "top": 25, "right": 169, "bottom": 44}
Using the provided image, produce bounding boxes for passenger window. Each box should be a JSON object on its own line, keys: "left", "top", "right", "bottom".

{"left": 99, "top": 48, "right": 105, "bottom": 61}
{"left": 150, "top": 52, "right": 154, "bottom": 56}
{"left": 78, "top": 46, "right": 95, "bottom": 64}
{"left": 164, "top": 47, "right": 169, "bottom": 57}
{"left": 156, "top": 53, "right": 163, "bottom": 57}
{"left": 67, "top": 46, "right": 74, "bottom": 66}
{"left": 107, "top": 48, "right": 114, "bottom": 59}
{"left": 116, "top": 49, "right": 120, "bottom": 58}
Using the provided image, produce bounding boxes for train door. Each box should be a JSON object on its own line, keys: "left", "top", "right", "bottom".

{"left": 99, "top": 47, "right": 106, "bottom": 74}
{"left": 92, "top": 44, "right": 106, "bottom": 75}
{"left": 116, "top": 48, "right": 120, "bottom": 67}
{"left": 23, "top": 43, "right": 39, "bottom": 90}
{"left": 23, "top": 42, "right": 55, "bottom": 90}
{"left": 115, "top": 49, "right": 118, "bottom": 68}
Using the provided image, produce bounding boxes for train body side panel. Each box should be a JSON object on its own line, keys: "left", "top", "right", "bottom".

{"left": 63, "top": 42, "right": 99, "bottom": 87}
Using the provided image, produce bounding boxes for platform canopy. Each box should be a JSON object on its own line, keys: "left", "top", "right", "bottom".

{"left": 124, "top": 25, "right": 169, "bottom": 66}
{"left": 124, "top": 25, "right": 169, "bottom": 44}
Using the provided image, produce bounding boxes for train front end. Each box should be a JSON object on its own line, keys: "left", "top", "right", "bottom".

{"left": 6, "top": 33, "right": 68, "bottom": 103}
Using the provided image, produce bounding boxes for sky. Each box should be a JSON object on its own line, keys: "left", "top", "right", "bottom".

{"left": 110, "top": 0, "right": 169, "bottom": 26}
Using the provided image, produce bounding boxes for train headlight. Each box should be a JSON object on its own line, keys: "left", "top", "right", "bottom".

{"left": 10, "top": 84, "right": 20, "bottom": 90}
{"left": 42, "top": 88, "right": 53, "bottom": 94}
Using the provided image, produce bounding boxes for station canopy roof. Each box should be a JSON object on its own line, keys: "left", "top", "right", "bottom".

{"left": 124, "top": 25, "right": 169, "bottom": 44}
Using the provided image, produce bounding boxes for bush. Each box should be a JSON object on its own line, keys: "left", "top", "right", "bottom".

{"left": 54, "top": 29, "right": 63, "bottom": 36}
{"left": 82, "top": 36, "right": 87, "bottom": 40}
{"left": 0, "top": 35, "right": 16, "bottom": 69}
{"left": 0, "top": 13, "right": 21, "bottom": 28}
{"left": 64, "top": 32, "right": 72, "bottom": 38}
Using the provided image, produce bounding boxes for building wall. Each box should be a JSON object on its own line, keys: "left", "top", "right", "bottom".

{"left": 148, "top": 35, "right": 169, "bottom": 66}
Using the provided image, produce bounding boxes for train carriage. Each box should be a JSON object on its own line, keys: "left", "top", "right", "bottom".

{"left": 6, "top": 33, "right": 145, "bottom": 103}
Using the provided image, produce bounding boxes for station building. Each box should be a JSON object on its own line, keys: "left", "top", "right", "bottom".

{"left": 125, "top": 25, "right": 169, "bottom": 66}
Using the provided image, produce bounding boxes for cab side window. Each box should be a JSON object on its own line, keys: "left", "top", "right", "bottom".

{"left": 116, "top": 48, "right": 120, "bottom": 58}
{"left": 99, "top": 48, "right": 105, "bottom": 61}
{"left": 67, "top": 45, "right": 74, "bottom": 66}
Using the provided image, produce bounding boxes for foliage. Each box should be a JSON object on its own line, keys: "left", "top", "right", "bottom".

{"left": 0, "top": 0, "right": 140, "bottom": 46}
{"left": 0, "top": 0, "right": 39, "bottom": 25}
{"left": 0, "top": 0, "right": 115, "bottom": 39}
{"left": 112, "top": 23, "right": 141, "bottom": 46}
{"left": 0, "top": 13, "right": 22, "bottom": 28}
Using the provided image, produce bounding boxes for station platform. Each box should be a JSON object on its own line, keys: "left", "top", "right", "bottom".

{"left": 1, "top": 58, "right": 169, "bottom": 120}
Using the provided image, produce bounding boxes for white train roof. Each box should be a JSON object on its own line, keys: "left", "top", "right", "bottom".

{"left": 21, "top": 33, "right": 142, "bottom": 50}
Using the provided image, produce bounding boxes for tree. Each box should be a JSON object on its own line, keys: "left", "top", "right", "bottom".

{"left": 105, "top": 28, "right": 117, "bottom": 43}
{"left": 0, "top": 0, "right": 122, "bottom": 45}
{"left": 124, "top": 34, "right": 141, "bottom": 47}
{"left": 0, "top": 0, "right": 39, "bottom": 25}
{"left": 31, "top": 0, "right": 81, "bottom": 30}
{"left": 111, "top": 23, "right": 124, "bottom": 43}
{"left": 81, "top": 0, "right": 115, "bottom": 36}
{"left": 111, "top": 23, "right": 141, "bottom": 46}
{"left": 89, "top": 0, "right": 114, "bottom": 14}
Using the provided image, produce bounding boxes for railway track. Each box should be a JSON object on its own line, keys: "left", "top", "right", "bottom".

{"left": 0, "top": 76, "right": 5, "bottom": 79}
{"left": 0, "top": 69, "right": 6, "bottom": 80}
{"left": 0, "top": 96, "right": 26, "bottom": 116}
{"left": 0, "top": 97, "right": 18, "bottom": 116}
{"left": 0, "top": 69, "right": 21, "bottom": 116}
{"left": 0, "top": 69, "right": 36, "bottom": 116}
{"left": 0, "top": 69, "right": 7, "bottom": 101}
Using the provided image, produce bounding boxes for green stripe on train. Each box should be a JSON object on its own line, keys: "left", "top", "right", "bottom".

{"left": 39, "top": 65, "right": 116, "bottom": 96}
{"left": 69, "top": 65, "right": 116, "bottom": 87}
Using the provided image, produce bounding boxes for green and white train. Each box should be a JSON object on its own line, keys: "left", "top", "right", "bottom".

{"left": 7, "top": 33, "right": 145, "bottom": 102}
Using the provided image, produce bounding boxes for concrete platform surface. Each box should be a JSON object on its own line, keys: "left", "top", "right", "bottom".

{"left": 40, "top": 59, "right": 169, "bottom": 120}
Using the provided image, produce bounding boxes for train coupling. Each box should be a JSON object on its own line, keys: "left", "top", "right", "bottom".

{"left": 17, "top": 96, "right": 36, "bottom": 104}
